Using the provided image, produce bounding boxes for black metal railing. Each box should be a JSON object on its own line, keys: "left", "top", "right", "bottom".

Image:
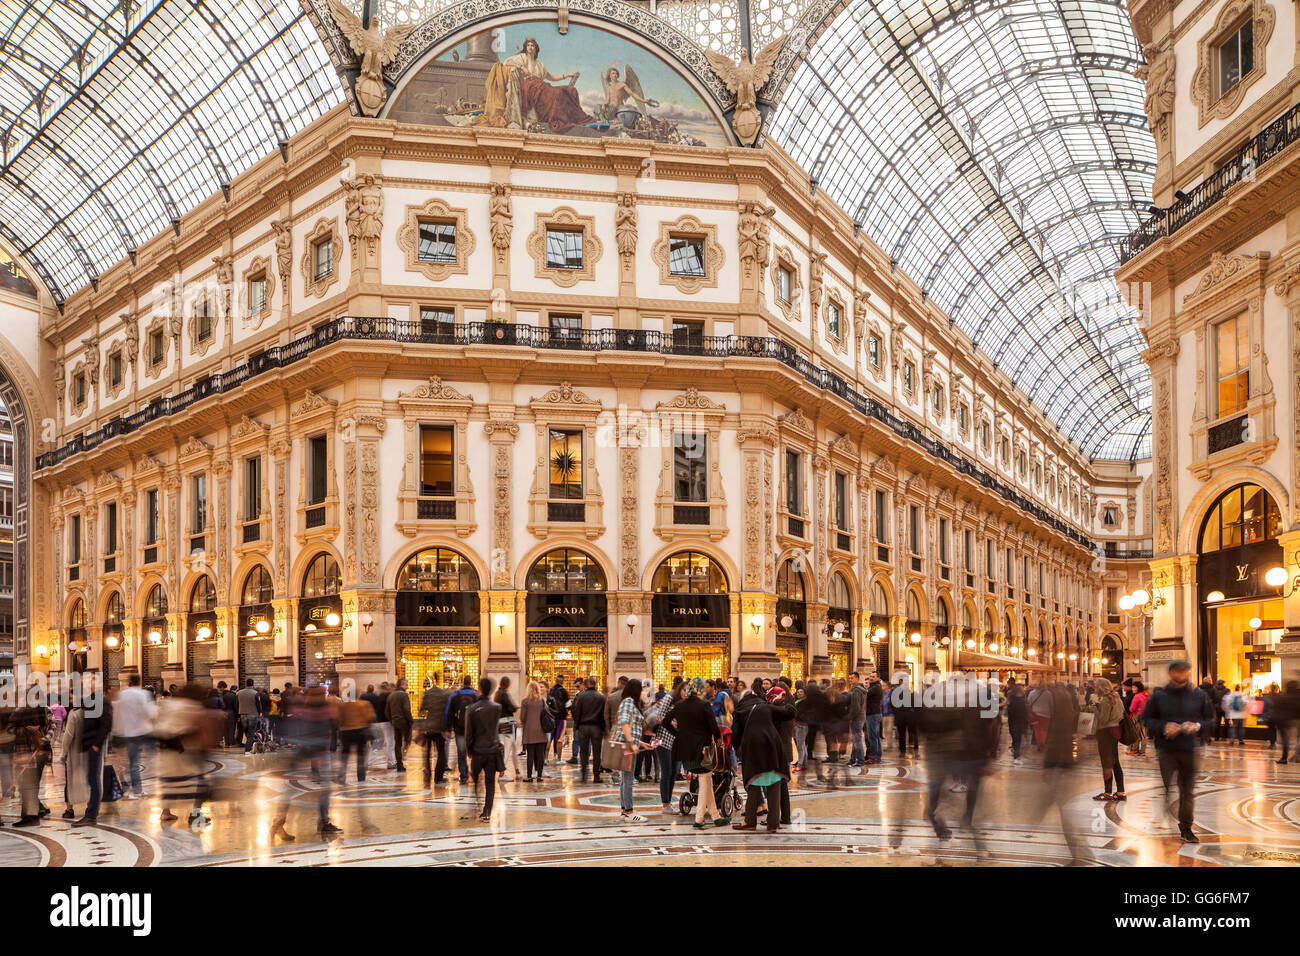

{"left": 416, "top": 499, "right": 455, "bottom": 520}
{"left": 673, "top": 505, "right": 709, "bottom": 525}
{"left": 305, "top": 506, "right": 327, "bottom": 528}
{"left": 1208, "top": 415, "right": 1248, "bottom": 455}
{"left": 1121, "top": 99, "right": 1300, "bottom": 261}
{"left": 547, "top": 501, "right": 585, "bottom": 522}
{"left": 39, "top": 317, "right": 1097, "bottom": 550}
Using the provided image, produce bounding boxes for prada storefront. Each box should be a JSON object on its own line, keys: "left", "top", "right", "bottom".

{"left": 395, "top": 547, "right": 482, "bottom": 701}
{"left": 298, "top": 553, "right": 343, "bottom": 690}
{"left": 775, "top": 559, "right": 808, "bottom": 682}
{"left": 140, "top": 584, "right": 169, "bottom": 692}
{"left": 238, "top": 566, "right": 276, "bottom": 690}
{"left": 525, "top": 549, "right": 608, "bottom": 687}
{"left": 650, "top": 551, "right": 732, "bottom": 685}
{"left": 1198, "top": 484, "right": 1285, "bottom": 701}
{"left": 186, "top": 576, "right": 218, "bottom": 688}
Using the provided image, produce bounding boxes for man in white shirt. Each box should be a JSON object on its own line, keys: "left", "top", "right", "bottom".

{"left": 114, "top": 674, "right": 158, "bottom": 798}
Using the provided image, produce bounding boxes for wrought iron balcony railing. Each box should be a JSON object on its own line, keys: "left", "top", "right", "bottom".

{"left": 38, "top": 318, "right": 1096, "bottom": 550}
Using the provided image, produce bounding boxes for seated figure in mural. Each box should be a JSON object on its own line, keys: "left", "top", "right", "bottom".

{"left": 476, "top": 37, "right": 595, "bottom": 133}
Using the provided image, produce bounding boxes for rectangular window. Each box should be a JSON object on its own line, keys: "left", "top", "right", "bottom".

{"left": 673, "top": 432, "right": 707, "bottom": 503}
{"left": 545, "top": 229, "right": 584, "bottom": 270}
{"left": 69, "top": 514, "right": 82, "bottom": 564}
{"left": 1218, "top": 18, "right": 1254, "bottom": 97}
{"left": 776, "top": 265, "right": 792, "bottom": 303}
{"left": 0, "top": 442, "right": 10, "bottom": 467}
{"left": 672, "top": 319, "right": 704, "bottom": 352}
{"left": 834, "top": 472, "right": 847, "bottom": 531}
{"left": 73, "top": 373, "right": 86, "bottom": 406}
{"left": 1214, "top": 313, "right": 1249, "bottom": 418}
{"left": 248, "top": 275, "right": 267, "bottom": 315}
{"left": 150, "top": 330, "right": 165, "bottom": 365}
{"left": 145, "top": 489, "right": 159, "bottom": 545}
{"left": 668, "top": 235, "right": 706, "bottom": 276}
{"left": 828, "top": 303, "right": 841, "bottom": 338}
{"left": 785, "top": 450, "right": 801, "bottom": 515}
{"left": 985, "top": 539, "right": 994, "bottom": 578}
{"left": 980, "top": 421, "right": 990, "bottom": 450}
{"left": 191, "top": 474, "right": 206, "bottom": 533}
{"left": 874, "top": 490, "right": 888, "bottom": 542}
{"left": 308, "top": 435, "right": 329, "bottom": 506}
{"left": 0, "top": 562, "right": 10, "bottom": 590}
{"left": 197, "top": 299, "right": 212, "bottom": 341}
{"left": 1006, "top": 548, "right": 1014, "bottom": 585}
{"left": 1023, "top": 556, "right": 1030, "bottom": 593}
{"left": 419, "top": 307, "right": 455, "bottom": 338}
{"left": 933, "top": 385, "right": 944, "bottom": 415}
{"left": 244, "top": 456, "right": 261, "bottom": 522}
{"left": 417, "top": 221, "right": 457, "bottom": 263}
{"left": 105, "top": 501, "right": 117, "bottom": 553}
{"left": 939, "top": 516, "right": 949, "bottom": 564}
{"left": 958, "top": 404, "right": 968, "bottom": 431}
{"left": 964, "top": 529, "right": 974, "bottom": 571}
{"left": 548, "top": 429, "right": 583, "bottom": 500}
{"left": 868, "top": 334, "right": 881, "bottom": 369}
{"left": 908, "top": 504, "right": 920, "bottom": 553}
{"left": 109, "top": 351, "right": 123, "bottom": 387}
{"left": 548, "top": 313, "right": 582, "bottom": 342}
{"left": 420, "top": 425, "right": 454, "bottom": 497}
{"left": 0, "top": 487, "right": 10, "bottom": 518}
{"left": 313, "top": 237, "right": 333, "bottom": 280}
{"left": 902, "top": 360, "right": 915, "bottom": 393}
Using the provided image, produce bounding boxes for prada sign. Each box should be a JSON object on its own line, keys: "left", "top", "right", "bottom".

{"left": 526, "top": 592, "right": 608, "bottom": 629}
{"left": 651, "top": 593, "right": 730, "bottom": 629}
{"left": 397, "top": 591, "right": 480, "bottom": 628}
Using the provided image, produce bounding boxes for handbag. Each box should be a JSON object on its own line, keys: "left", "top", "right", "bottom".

{"left": 539, "top": 707, "right": 556, "bottom": 735}
{"left": 494, "top": 742, "right": 507, "bottom": 774}
{"left": 698, "top": 740, "right": 719, "bottom": 772}
{"left": 1117, "top": 715, "right": 1139, "bottom": 746}
{"left": 1076, "top": 711, "right": 1096, "bottom": 736}
{"left": 102, "top": 763, "right": 125, "bottom": 803}
{"left": 601, "top": 735, "right": 624, "bottom": 771}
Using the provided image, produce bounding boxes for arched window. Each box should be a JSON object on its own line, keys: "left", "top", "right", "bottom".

{"left": 396, "top": 547, "right": 479, "bottom": 591}
{"left": 777, "top": 560, "right": 805, "bottom": 602}
{"left": 984, "top": 608, "right": 995, "bottom": 635}
{"left": 68, "top": 598, "right": 86, "bottom": 630}
{"left": 143, "top": 584, "right": 167, "bottom": 619}
{"left": 871, "top": 581, "right": 890, "bottom": 616}
{"left": 1200, "top": 483, "right": 1281, "bottom": 552}
{"left": 525, "top": 548, "right": 606, "bottom": 592}
{"left": 827, "top": 571, "right": 852, "bottom": 610}
{"left": 905, "top": 589, "right": 922, "bottom": 623}
{"left": 961, "top": 604, "right": 972, "bottom": 629}
{"left": 241, "top": 566, "right": 273, "bottom": 605}
{"left": 652, "top": 551, "right": 728, "bottom": 594}
{"left": 935, "top": 597, "right": 949, "bottom": 627}
{"left": 302, "top": 553, "right": 344, "bottom": 597}
{"left": 189, "top": 576, "right": 217, "bottom": 612}
{"left": 1006, "top": 613, "right": 1017, "bottom": 640}
{"left": 104, "top": 591, "right": 124, "bottom": 626}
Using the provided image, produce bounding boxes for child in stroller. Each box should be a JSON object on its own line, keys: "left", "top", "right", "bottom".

{"left": 247, "top": 715, "right": 280, "bottom": 754}
{"left": 677, "top": 726, "right": 746, "bottom": 818}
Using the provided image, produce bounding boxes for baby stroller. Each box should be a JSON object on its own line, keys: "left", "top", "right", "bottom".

{"left": 248, "top": 715, "right": 281, "bottom": 754}
{"left": 678, "top": 729, "right": 746, "bottom": 818}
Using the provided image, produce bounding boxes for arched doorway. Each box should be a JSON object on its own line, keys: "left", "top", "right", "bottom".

{"left": 525, "top": 548, "right": 608, "bottom": 687}
{"left": 395, "top": 547, "right": 481, "bottom": 701}
{"left": 238, "top": 566, "right": 276, "bottom": 690}
{"left": 1100, "top": 634, "right": 1123, "bottom": 684}
{"left": 102, "top": 591, "right": 125, "bottom": 689}
{"left": 904, "top": 589, "right": 924, "bottom": 674}
{"left": 66, "top": 598, "right": 88, "bottom": 672}
{"left": 1198, "top": 483, "right": 1284, "bottom": 694}
{"left": 869, "top": 581, "right": 892, "bottom": 677}
{"left": 297, "top": 555, "right": 342, "bottom": 690}
{"left": 186, "top": 576, "right": 218, "bottom": 687}
{"left": 650, "top": 550, "right": 731, "bottom": 684}
{"left": 775, "top": 558, "right": 807, "bottom": 682}
{"left": 140, "top": 584, "right": 168, "bottom": 693}
{"left": 826, "top": 571, "right": 854, "bottom": 679}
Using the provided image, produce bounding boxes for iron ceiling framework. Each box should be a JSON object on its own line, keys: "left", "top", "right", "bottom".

{"left": 768, "top": 0, "right": 1154, "bottom": 461}
{"left": 0, "top": 0, "right": 341, "bottom": 306}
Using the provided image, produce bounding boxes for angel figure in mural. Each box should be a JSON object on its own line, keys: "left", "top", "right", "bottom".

{"left": 597, "top": 63, "right": 660, "bottom": 125}
{"left": 475, "top": 36, "right": 595, "bottom": 133}
{"left": 704, "top": 36, "right": 784, "bottom": 145}
{"left": 328, "top": 0, "right": 414, "bottom": 117}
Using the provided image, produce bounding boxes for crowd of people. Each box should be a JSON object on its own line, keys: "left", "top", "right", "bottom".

{"left": 0, "top": 662, "right": 1296, "bottom": 856}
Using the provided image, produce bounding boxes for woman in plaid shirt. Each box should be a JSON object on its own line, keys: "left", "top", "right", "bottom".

{"left": 646, "top": 680, "right": 683, "bottom": 813}
{"left": 615, "top": 679, "right": 647, "bottom": 822}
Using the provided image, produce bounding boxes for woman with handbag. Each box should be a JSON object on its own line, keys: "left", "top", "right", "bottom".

{"left": 520, "top": 681, "right": 549, "bottom": 782}
{"left": 615, "top": 679, "right": 648, "bottom": 822}
{"left": 494, "top": 677, "right": 521, "bottom": 781}
{"left": 668, "top": 677, "right": 727, "bottom": 828}
{"left": 1090, "top": 678, "right": 1126, "bottom": 801}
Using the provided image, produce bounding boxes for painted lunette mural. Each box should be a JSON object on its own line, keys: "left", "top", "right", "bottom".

{"left": 387, "top": 22, "right": 729, "bottom": 147}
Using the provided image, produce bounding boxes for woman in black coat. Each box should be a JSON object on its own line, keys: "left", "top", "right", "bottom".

{"left": 733, "top": 689, "right": 796, "bottom": 832}
{"left": 667, "top": 678, "right": 725, "bottom": 827}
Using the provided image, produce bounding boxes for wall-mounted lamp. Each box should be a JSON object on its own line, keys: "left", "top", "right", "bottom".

{"left": 872, "top": 626, "right": 886, "bottom": 641}
{"left": 104, "top": 635, "right": 120, "bottom": 650}
{"left": 34, "top": 643, "right": 49, "bottom": 658}
{"left": 1120, "top": 572, "right": 1168, "bottom": 617}
{"left": 195, "top": 625, "right": 212, "bottom": 641}
{"left": 750, "top": 613, "right": 765, "bottom": 635}
{"left": 360, "top": 611, "right": 374, "bottom": 634}
{"left": 780, "top": 614, "right": 794, "bottom": 631}
{"left": 1264, "top": 555, "right": 1300, "bottom": 597}
{"left": 1248, "top": 616, "right": 1263, "bottom": 630}
{"left": 908, "top": 631, "right": 921, "bottom": 644}
{"left": 67, "top": 640, "right": 81, "bottom": 654}
{"left": 1026, "top": 647, "right": 1037, "bottom": 657}
{"left": 987, "top": 641, "right": 999, "bottom": 652}
{"left": 1068, "top": 652, "right": 1078, "bottom": 661}
{"left": 626, "top": 613, "right": 639, "bottom": 636}
{"left": 325, "top": 611, "right": 342, "bottom": 628}
{"left": 493, "top": 612, "right": 509, "bottom": 637}
{"left": 1205, "top": 590, "right": 1226, "bottom": 604}
{"left": 965, "top": 638, "right": 976, "bottom": 649}
{"left": 255, "top": 619, "right": 271, "bottom": 635}
{"left": 147, "top": 630, "right": 164, "bottom": 645}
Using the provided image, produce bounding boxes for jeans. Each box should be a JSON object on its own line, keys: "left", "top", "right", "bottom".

{"left": 576, "top": 724, "right": 603, "bottom": 777}
{"left": 1008, "top": 720, "right": 1026, "bottom": 759}
{"left": 849, "top": 718, "right": 866, "bottom": 765}
{"left": 85, "top": 747, "right": 104, "bottom": 819}
{"left": 619, "top": 767, "right": 636, "bottom": 813}
{"left": 657, "top": 746, "right": 678, "bottom": 805}
{"left": 1229, "top": 718, "right": 1245, "bottom": 742}
{"left": 454, "top": 733, "right": 469, "bottom": 781}
{"left": 866, "top": 713, "right": 883, "bottom": 762}
{"left": 794, "top": 723, "right": 808, "bottom": 767}
{"left": 241, "top": 715, "right": 259, "bottom": 752}
{"left": 124, "top": 736, "right": 151, "bottom": 794}
{"left": 392, "top": 722, "right": 411, "bottom": 767}
{"left": 340, "top": 728, "right": 370, "bottom": 781}
{"left": 1157, "top": 747, "right": 1197, "bottom": 830}
{"left": 470, "top": 753, "right": 498, "bottom": 817}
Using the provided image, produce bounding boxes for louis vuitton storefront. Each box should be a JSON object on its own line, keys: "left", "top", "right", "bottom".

{"left": 525, "top": 549, "right": 608, "bottom": 687}
{"left": 650, "top": 551, "right": 731, "bottom": 685}
{"left": 394, "top": 547, "right": 482, "bottom": 695}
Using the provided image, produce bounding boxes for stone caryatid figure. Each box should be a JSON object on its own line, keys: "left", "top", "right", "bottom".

{"left": 489, "top": 182, "right": 512, "bottom": 266}
{"left": 342, "top": 173, "right": 384, "bottom": 259}
{"left": 704, "top": 36, "right": 785, "bottom": 146}
{"left": 327, "top": 0, "right": 414, "bottom": 117}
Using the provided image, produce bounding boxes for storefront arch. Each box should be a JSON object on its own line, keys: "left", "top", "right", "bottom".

{"left": 394, "top": 545, "right": 483, "bottom": 697}
{"left": 66, "top": 596, "right": 87, "bottom": 672}
{"left": 383, "top": 537, "right": 488, "bottom": 593}
{"left": 101, "top": 589, "right": 125, "bottom": 688}
{"left": 139, "top": 582, "right": 169, "bottom": 692}
{"left": 649, "top": 550, "right": 733, "bottom": 684}
{"left": 186, "top": 574, "right": 218, "bottom": 687}
{"left": 640, "top": 541, "right": 738, "bottom": 596}
{"left": 1178, "top": 466, "right": 1290, "bottom": 556}
{"left": 294, "top": 553, "right": 343, "bottom": 690}
{"left": 524, "top": 546, "right": 610, "bottom": 687}
{"left": 236, "top": 564, "right": 277, "bottom": 689}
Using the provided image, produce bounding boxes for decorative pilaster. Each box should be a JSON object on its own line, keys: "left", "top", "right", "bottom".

{"left": 484, "top": 420, "right": 519, "bottom": 588}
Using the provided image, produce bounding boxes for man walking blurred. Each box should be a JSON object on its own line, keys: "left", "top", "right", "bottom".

{"left": 1143, "top": 660, "right": 1213, "bottom": 843}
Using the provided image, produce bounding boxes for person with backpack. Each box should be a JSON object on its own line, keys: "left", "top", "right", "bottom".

{"left": 1222, "top": 685, "right": 1249, "bottom": 746}
{"left": 419, "top": 678, "right": 452, "bottom": 785}
{"left": 545, "top": 678, "right": 569, "bottom": 765}
{"left": 1089, "top": 678, "right": 1126, "bottom": 801}
{"left": 443, "top": 676, "right": 479, "bottom": 784}
{"left": 520, "top": 681, "right": 550, "bottom": 782}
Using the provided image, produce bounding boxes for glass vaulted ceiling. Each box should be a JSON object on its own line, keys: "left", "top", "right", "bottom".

{"left": 0, "top": 0, "right": 340, "bottom": 305}
{"left": 772, "top": 0, "right": 1153, "bottom": 461}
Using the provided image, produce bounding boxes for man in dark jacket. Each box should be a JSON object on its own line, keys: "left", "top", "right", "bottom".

{"left": 464, "top": 677, "right": 502, "bottom": 822}
{"left": 374, "top": 682, "right": 393, "bottom": 768}
{"left": 387, "top": 678, "right": 413, "bottom": 772}
{"left": 570, "top": 678, "right": 606, "bottom": 782}
{"left": 444, "top": 677, "right": 479, "bottom": 784}
{"left": 420, "top": 680, "right": 452, "bottom": 784}
{"left": 74, "top": 676, "right": 113, "bottom": 827}
{"left": 865, "top": 675, "right": 884, "bottom": 764}
{"left": 1144, "top": 660, "right": 1213, "bottom": 842}
{"left": 1270, "top": 680, "right": 1300, "bottom": 763}
{"left": 847, "top": 672, "right": 868, "bottom": 767}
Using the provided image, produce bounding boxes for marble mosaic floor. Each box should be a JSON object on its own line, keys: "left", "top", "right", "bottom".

{"left": 2, "top": 740, "right": 1297, "bottom": 867}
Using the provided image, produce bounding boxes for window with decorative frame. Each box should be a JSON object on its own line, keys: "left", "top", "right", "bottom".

{"left": 653, "top": 216, "right": 722, "bottom": 294}
{"left": 526, "top": 383, "right": 605, "bottom": 539}
{"left": 528, "top": 207, "right": 602, "bottom": 287}
{"left": 394, "top": 376, "right": 477, "bottom": 537}
{"left": 1192, "top": 0, "right": 1275, "bottom": 126}
{"left": 301, "top": 218, "right": 343, "bottom": 299}
{"left": 769, "top": 246, "right": 802, "bottom": 322}
{"left": 653, "top": 391, "right": 729, "bottom": 540}
{"left": 1213, "top": 312, "right": 1250, "bottom": 419}
{"left": 397, "top": 198, "right": 475, "bottom": 281}
{"left": 902, "top": 359, "right": 915, "bottom": 395}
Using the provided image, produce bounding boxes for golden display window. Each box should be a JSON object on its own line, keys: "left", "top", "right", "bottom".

{"left": 829, "top": 640, "right": 852, "bottom": 681}
{"left": 652, "top": 640, "right": 730, "bottom": 686}
{"left": 776, "top": 638, "right": 807, "bottom": 683}
{"left": 525, "top": 636, "right": 608, "bottom": 690}
{"left": 398, "top": 637, "right": 482, "bottom": 712}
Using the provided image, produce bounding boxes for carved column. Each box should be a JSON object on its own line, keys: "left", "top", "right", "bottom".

{"left": 485, "top": 418, "right": 521, "bottom": 673}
